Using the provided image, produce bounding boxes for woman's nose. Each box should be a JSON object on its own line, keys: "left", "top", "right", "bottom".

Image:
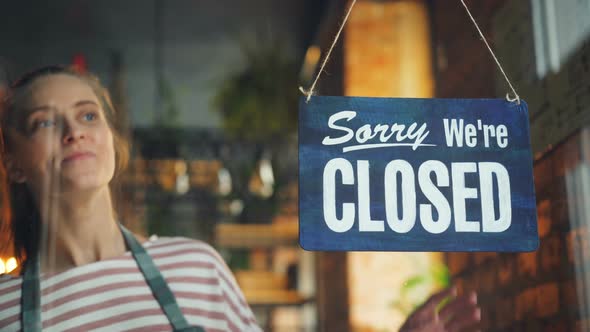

{"left": 62, "top": 121, "right": 86, "bottom": 144}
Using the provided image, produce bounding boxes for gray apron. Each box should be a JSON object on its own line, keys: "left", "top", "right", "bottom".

{"left": 21, "top": 225, "right": 205, "bottom": 332}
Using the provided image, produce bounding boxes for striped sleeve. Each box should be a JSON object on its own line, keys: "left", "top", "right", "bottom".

{"left": 181, "top": 240, "right": 262, "bottom": 332}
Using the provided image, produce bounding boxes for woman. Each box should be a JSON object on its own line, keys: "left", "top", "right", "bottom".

{"left": 0, "top": 65, "right": 479, "bottom": 332}
{"left": 0, "top": 66, "right": 261, "bottom": 331}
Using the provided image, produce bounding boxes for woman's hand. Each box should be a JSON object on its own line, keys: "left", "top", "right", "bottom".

{"left": 399, "top": 287, "right": 480, "bottom": 332}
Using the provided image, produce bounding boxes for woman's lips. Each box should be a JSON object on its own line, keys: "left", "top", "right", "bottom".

{"left": 62, "top": 152, "right": 95, "bottom": 163}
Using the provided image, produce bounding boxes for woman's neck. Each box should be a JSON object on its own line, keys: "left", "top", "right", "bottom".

{"left": 38, "top": 187, "right": 126, "bottom": 274}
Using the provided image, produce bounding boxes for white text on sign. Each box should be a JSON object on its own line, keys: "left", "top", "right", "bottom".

{"left": 320, "top": 111, "right": 510, "bottom": 151}
{"left": 322, "top": 159, "right": 512, "bottom": 234}
{"left": 443, "top": 119, "right": 508, "bottom": 148}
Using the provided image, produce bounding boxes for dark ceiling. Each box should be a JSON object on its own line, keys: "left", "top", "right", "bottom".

{"left": 0, "top": 0, "right": 330, "bottom": 128}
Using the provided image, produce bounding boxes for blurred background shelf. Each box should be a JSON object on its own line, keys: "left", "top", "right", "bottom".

{"left": 215, "top": 222, "right": 299, "bottom": 248}
{"left": 235, "top": 270, "right": 311, "bottom": 306}
{"left": 244, "top": 290, "right": 313, "bottom": 307}
{"left": 217, "top": 225, "right": 315, "bottom": 331}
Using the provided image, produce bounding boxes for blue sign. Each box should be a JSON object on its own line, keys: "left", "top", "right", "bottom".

{"left": 299, "top": 96, "right": 538, "bottom": 252}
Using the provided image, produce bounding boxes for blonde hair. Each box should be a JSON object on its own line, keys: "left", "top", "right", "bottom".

{"left": 0, "top": 65, "right": 130, "bottom": 265}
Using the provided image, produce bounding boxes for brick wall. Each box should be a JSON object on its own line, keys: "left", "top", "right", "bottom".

{"left": 447, "top": 131, "right": 590, "bottom": 331}
{"left": 436, "top": 0, "right": 590, "bottom": 330}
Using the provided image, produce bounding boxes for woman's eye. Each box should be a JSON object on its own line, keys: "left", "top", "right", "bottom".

{"left": 83, "top": 112, "right": 98, "bottom": 121}
{"left": 32, "top": 119, "right": 56, "bottom": 131}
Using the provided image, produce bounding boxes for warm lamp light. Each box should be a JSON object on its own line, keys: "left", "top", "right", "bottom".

{"left": 5, "top": 258, "right": 17, "bottom": 273}
{"left": 0, "top": 257, "right": 18, "bottom": 274}
{"left": 300, "top": 45, "right": 321, "bottom": 82}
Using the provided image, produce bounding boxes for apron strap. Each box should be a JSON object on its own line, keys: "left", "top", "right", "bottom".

{"left": 21, "top": 258, "right": 42, "bottom": 332}
{"left": 21, "top": 225, "right": 205, "bottom": 332}
{"left": 119, "top": 225, "right": 205, "bottom": 332}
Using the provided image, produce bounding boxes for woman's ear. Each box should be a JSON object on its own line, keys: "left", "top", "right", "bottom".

{"left": 4, "top": 156, "right": 27, "bottom": 183}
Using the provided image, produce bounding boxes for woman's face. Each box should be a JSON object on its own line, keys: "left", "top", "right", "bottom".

{"left": 6, "top": 74, "right": 116, "bottom": 195}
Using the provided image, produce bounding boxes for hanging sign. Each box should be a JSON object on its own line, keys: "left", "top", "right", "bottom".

{"left": 299, "top": 96, "right": 538, "bottom": 252}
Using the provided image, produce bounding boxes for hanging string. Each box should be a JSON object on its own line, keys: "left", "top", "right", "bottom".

{"left": 459, "top": 0, "right": 520, "bottom": 104}
{"left": 299, "top": 0, "right": 357, "bottom": 103}
{"left": 300, "top": 0, "right": 520, "bottom": 105}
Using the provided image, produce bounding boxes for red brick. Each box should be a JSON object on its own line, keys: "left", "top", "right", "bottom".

{"left": 537, "top": 199, "right": 552, "bottom": 238}
{"left": 535, "top": 283, "right": 559, "bottom": 318}
{"left": 448, "top": 252, "right": 471, "bottom": 276}
{"left": 453, "top": 276, "right": 466, "bottom": 295}
{"left": 550, "top": 198, "right": 570, "bottom": 229}
{"left": 498, "top": 255, "right": 515, "bottom": 286}
{"left": 534, "top": 156, "right": 554, "bottom": 193}
{"left": 517, "top": 251, "right": 538, "bottom": 278}
{"left": 479, "top": 303, "right": 493, "bottom": 330}
{"left": 540, "top": 234, "right": 563, "bottom": 272}
{"left": 477, "top": 264, "right": 497, "bottom": 294}
{"left": 495, "top": 296, "right": 515, "bottom": 328}
{"left": 515, "top": 288, "right": 536, "bottom": 320}
{"left": 473, "top": 251, "right": 497, "bottom": 265}
{"left": 465, "top": 270, "right": 482, "bottom": 292}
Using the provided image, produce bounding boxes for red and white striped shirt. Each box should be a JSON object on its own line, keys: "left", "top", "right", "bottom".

{"left": 0, "top": 237, "right": 261, "bottom": 332}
